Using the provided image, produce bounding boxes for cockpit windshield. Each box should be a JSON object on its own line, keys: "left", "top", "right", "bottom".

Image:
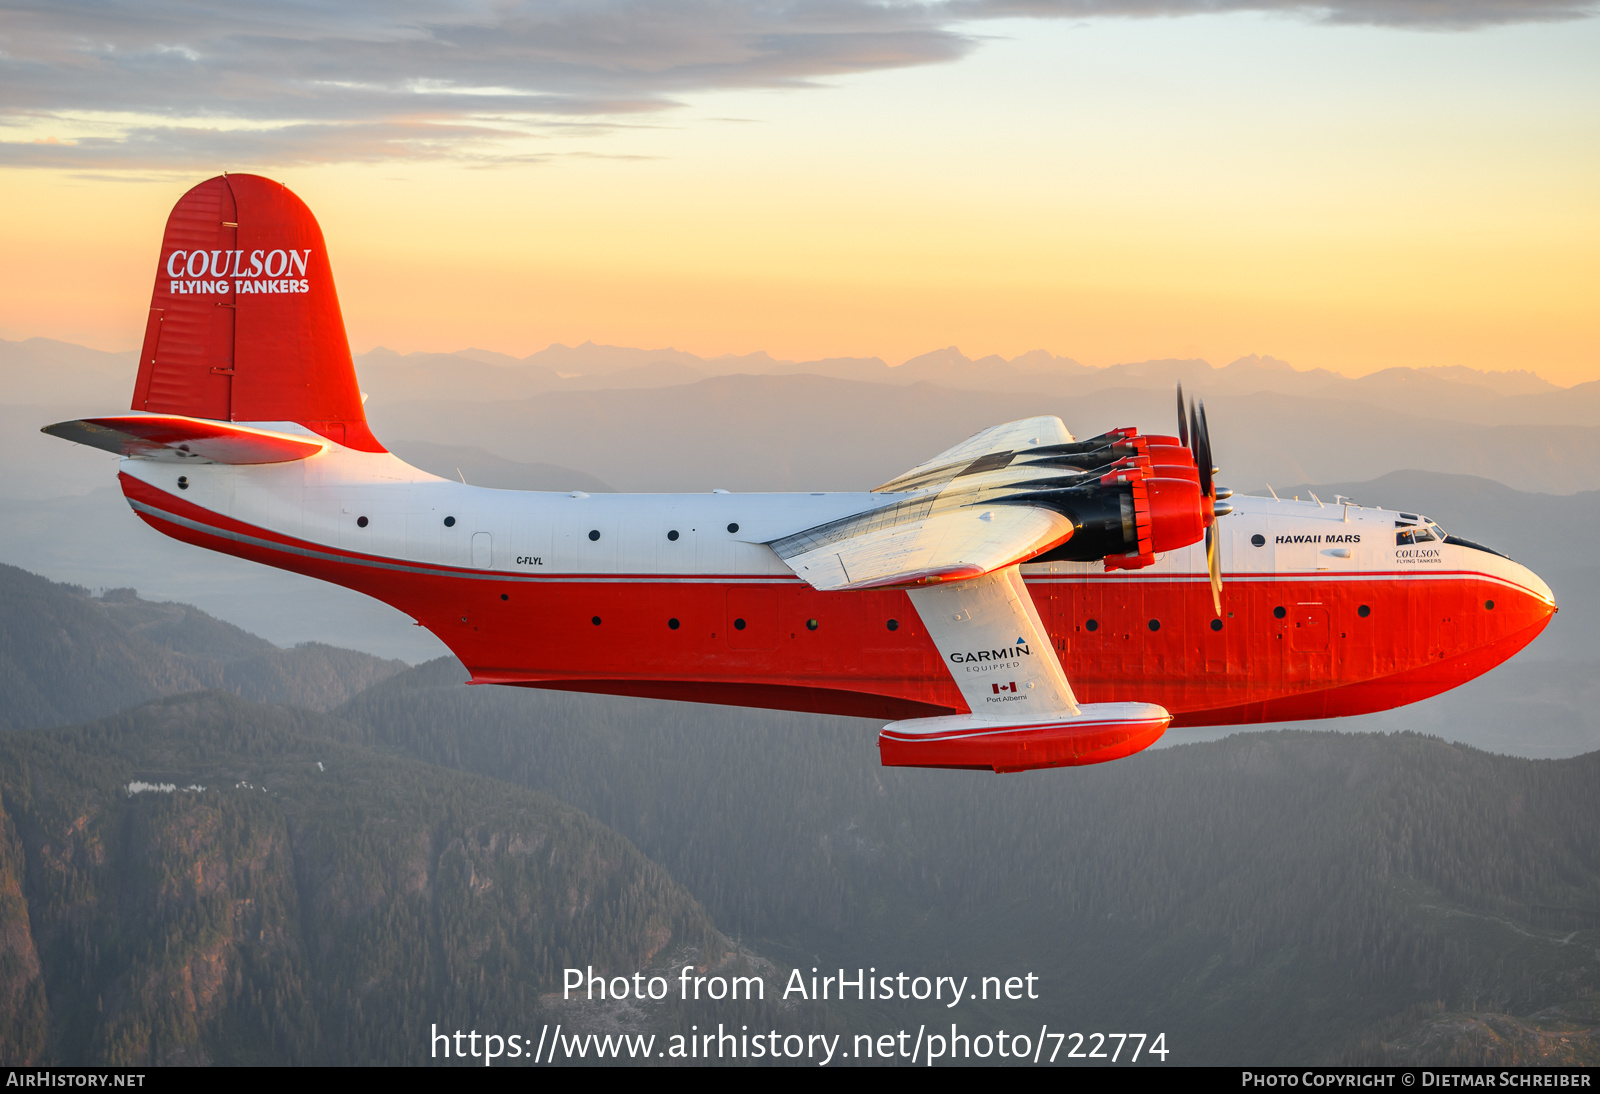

{"left": 1395, "top": 516, "right": 1446, "bottom": 547}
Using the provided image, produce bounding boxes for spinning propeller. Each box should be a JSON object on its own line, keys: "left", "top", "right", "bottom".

{"left": 1177, "top": 383, "right": 1232, "bottom": 616}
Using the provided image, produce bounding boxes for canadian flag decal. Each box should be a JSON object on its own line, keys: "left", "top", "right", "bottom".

{"left": 992, "top": 682, "right": 1018, "bottom": 694}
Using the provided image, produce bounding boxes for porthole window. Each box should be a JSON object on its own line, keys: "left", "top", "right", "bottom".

{"left": 727, "top": 522, "right": 740, "bottom": 534}
{"left": 1273, "top": 606, "right": 1286, "bottom": 619}
{"left": 806, "top": 619, "right": 819, "bottom": 631}
{"left": 357, "top": 516, "right": 369, "bottom": 528}
{"left": 1085, "top": 619, "right": 1099, "bottom": 632}
{"left": 443, "top": 516, "right": 456, "bottom": 527}
{"left": 734, "top": 618, "right": 747, "bottom": 630}
{"left": 667, "top": 530, "right": 680, "bottom": 541}
{"left": 886, "top": 619, "right": 899, "bottom": 631}
{"left": 1484, "top": 600, "right": 1495, "bottom": 611}
{"left": 668, "top": 618, "right": 680, "bottom": 630}
{"left": 500, "top": 593, "right": 509, "bottom": 601}
{"left": 1251, "top": 534, "right": 1266, "bottom": 547}
{"left": 1210, "top": 618, "right": 1223, "bottom": 632}
{"left": 591, "top": 615, "right": 602, "bottom": 626}
{"left": 1358, "top": 605, "right": 1371, "bottom": 618}
{"left": 177, "top": 476, "right": 189, "bottom": 490}
{"left": 1148, "top": 619, "right": 1161, "bottom": 632}
{"left": 588, "top": 529, "right": 600, "bottom": 541}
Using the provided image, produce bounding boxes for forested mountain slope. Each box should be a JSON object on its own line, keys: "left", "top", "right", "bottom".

{"left": 0, "top": 565, "right": 409, "bottom": 729}
{"left": 336, "top": 661, "right": 1600, "bottom": 1064}
{"left": 0, "top": 693, "right": 777, "bottom": 1065}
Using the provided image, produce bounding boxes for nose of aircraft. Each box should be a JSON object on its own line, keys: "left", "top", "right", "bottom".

{"left": 1452, "top": 553, "right": 1559, "bottom": 684}
{"left": 1449, "top": 538, "right": 1559, "bottom": 669}
{"left": 1510, "top": 558, "right": 1558, "bottom": 616}
{"left": 1499, "top": 557, "right": 1559, "bottom": 659}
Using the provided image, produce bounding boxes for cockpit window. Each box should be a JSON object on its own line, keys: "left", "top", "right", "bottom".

{"left": 1395, "top": 517, "right": 1445, "bottom": 547}
{"left": 1394, "top": 512, "right": 1509, "bottom": 558}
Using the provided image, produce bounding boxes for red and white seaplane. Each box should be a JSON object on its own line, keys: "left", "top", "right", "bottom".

{"left": 45, "top": 176, "right": 1557, "bottom": 772}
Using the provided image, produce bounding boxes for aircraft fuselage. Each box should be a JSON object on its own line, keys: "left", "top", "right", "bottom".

{"left": 117, "top": 444, "right": 1557, "bottom": 726}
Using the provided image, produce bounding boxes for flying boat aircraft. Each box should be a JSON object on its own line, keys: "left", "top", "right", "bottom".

{"left": 45, "top": 176, "right": 1558, "bottom": 772}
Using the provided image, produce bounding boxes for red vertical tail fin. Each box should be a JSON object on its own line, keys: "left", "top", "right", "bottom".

{"left": 131, "top": 174, "right": 383, "bottom": 452}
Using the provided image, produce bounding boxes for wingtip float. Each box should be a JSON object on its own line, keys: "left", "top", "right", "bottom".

{"left": 46, "top": 175, "right": 1558, "bottom": 773}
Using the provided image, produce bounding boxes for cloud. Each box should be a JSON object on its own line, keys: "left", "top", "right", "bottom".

{"left": 0, "top": 120, "right": 545, "bottom": 169}
{"left": 0, "top": 0, "right": 1590, "bottom": 168}
{"left": 963, "top": 0, "right": 1594, "bottom": 27}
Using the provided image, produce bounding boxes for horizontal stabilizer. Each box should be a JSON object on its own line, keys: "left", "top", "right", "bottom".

{"left": 42, "top": 414, "right": 326, "bottom": 464}
{"left": 879, "top": 703, "right": 1170, "bottom": 773}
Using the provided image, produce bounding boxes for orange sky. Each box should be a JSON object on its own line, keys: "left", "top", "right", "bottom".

{"left": 3, "top": 17, "right": 1595, "bottom": 383}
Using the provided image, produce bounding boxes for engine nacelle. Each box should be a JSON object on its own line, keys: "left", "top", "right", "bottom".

{"left": 1018, "top": 428, "right": 1209, "bottom": 570}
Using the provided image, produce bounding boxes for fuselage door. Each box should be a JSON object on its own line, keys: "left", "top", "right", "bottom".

{"left": 1289, "top": 606, "right": 1329, "bottom": 652}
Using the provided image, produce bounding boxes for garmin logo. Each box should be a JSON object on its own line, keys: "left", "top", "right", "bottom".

{"left": 949, "top": 644, "right": 1031, "bottom": 663}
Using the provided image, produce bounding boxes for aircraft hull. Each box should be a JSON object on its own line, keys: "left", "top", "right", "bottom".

{"left": 120, "top": 472, "right": 1556, "bottom": 726}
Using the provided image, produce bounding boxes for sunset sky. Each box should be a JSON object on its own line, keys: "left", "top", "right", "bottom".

{"left": 2, "top": 2, "right": 1596, "bottom": 383}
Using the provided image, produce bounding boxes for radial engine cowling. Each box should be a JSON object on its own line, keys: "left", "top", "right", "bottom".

{"left": 1016, "top": 428, "right": 1209, "bottom": 570}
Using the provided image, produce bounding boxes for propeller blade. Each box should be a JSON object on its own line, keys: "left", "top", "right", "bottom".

{"left": 1195, "top": 398, "right": 1214, "bottom": 502}
{"left": 1177, "top": 383, "right": 1190, "bottom": 449}
{"left": 1207, "top": 524, "right": 1223, "bottom": 617}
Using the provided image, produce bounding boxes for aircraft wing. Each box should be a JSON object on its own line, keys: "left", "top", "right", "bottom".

{"left": 773, "top": 503, "right": 1073, "bottom": 591}
{"left": 771, "top": 415, "right": 1080, "bottom": 592}
{"left": 770, "top": 412, "right": 1213, "bottom": 591}
{"left": 874, "top": 415, "right": 1074, "bottom": 493}
{"left": 770, "top": 413, "right": 1180, "bottom": 770}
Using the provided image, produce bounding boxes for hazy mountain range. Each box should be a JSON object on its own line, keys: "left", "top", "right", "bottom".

{"left": 8, "top": 336, "right": 1599, "bottom": 496}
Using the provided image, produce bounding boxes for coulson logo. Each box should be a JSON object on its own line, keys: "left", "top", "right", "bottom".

{"left": 165, "top": 249, "right": 313, "bottom": 295}
{"left": 1276, "top": 534, "right": 1361, "bottom": 544}
{"left": 949, "top": 645, "right": 1031, "bottom": 663}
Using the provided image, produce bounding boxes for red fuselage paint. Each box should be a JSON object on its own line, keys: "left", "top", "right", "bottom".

{"left": 118, "top": 471, "right": 1555, "bottom": 727}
